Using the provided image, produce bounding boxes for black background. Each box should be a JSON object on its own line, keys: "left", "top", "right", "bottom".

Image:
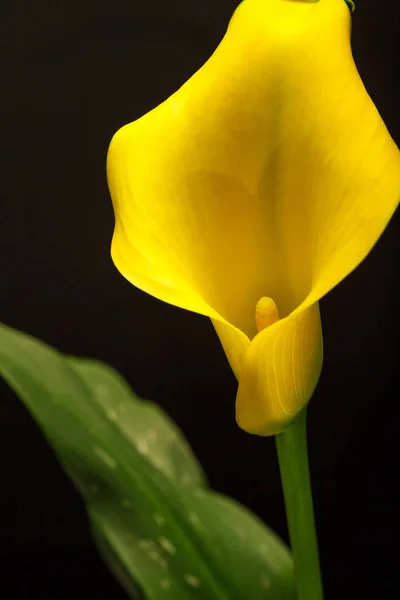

{"left": 1, "top": 0, "right": 399, "bottom": 598}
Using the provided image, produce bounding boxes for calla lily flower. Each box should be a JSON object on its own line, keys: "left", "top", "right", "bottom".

{"left": 107, "top": 0, "right": 400, "bottom": 435}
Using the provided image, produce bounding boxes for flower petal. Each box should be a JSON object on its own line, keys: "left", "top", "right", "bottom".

{"left": 236, "top": 302, "right": 323, "bottom": 436}
{"left": 108, "top": 110, "right": 278, "bottom": 339}
{"left": 108, "top": 0, "right": 399, "bottom": 336}
{"left": 108, "top": 0, "right": 399, "bottom": 435}
{"left": 212, "top": 320, "right": 251, "bottom": 380}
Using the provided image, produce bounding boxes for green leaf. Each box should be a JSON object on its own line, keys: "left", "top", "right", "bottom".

{"left": 0, "top": 322, "right": 296, "bottom": 600}
{"left": 66, "top": 357, "right": 206, "bottom": 490}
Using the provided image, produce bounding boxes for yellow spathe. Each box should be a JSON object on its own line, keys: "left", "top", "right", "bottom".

{"left": 107, "top": 0, "right": 400, "bottom": 435}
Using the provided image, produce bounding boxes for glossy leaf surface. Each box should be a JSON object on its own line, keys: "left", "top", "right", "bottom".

{"left": 0, "top": 323, "right": 295, "bottom": 599}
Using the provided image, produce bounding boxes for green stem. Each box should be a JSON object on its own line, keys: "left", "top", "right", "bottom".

{"left": 275, "top": 409, "right": 323, "bottom": 600}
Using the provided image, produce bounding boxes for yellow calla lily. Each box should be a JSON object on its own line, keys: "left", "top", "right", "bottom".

{"left": 107, "top": 0, "right": 400, "bottom": 435}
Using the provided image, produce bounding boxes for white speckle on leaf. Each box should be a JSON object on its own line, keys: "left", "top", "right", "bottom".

{"left": 188, "top": 512, "right": 203, "bottom": 529}
{"left": 138, "top": 539, "right": 153, "bottom": 551}
{"left": 138, "top": 540, "right": 168, "bottom": 569}
{"left": 147, "top": 428, "right": 157, "bottom": 441}
{"left": 96, "top": 384, "right": 109, "bottom": 396}
{"left": 137, "top": 439, "right": 149, "bottom": 455}
{"left": 106, "top": 408, "right": 118, "bottom": 421}
{"left": 184, "top": 574, "right": 201, "bottom": 587}
{"left": 259, "top": 545, "right": 283, "bottom": 573}
{"left": 154, "top": 513, "right": 166, "bottom": 527}
{"left": 160, "top": 579, "right": 170, "bottom": 589}
{"left": 93, "top": 446, "right": 116, "bottom": 469}
{"left": 121, "top": 498, "right": 132, "bottom": 509}
{"left": 158, "top": 537, "right": 176, "bottom": 555}
{"left": 270, "top": 561, "right": 283, "bottom": 574}
{"left": 261, "top": 574, "right": 271, "bottom": 590}
{"left": 194, "top": 490, "right": 206, "bottom": 498}
{"left": 152, "top": 458, "right": 174, "bottom": 480}
{"left": 149, "top": 551, "right": 168, "bottom": 569}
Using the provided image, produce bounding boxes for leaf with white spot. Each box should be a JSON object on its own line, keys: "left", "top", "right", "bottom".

{"left": 67, "top": 357, "right": 206, "bottom": 489}
{"left": 0, "top": 322, "right": 296, "bottom": 600}
{"left": 175, "top": 489, "right": 295, "bottom": 599}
